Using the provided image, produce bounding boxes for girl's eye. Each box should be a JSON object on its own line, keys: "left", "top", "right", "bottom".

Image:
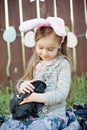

{"left": 48, "top": 48, "right": 54, "bottom": 51}
{"left": 39, "top": 47, "right": 43, "bottom": 49}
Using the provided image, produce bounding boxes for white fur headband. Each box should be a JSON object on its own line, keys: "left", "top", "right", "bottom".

{"left": 19, "top": 17, "right": 67, "bottom": 39}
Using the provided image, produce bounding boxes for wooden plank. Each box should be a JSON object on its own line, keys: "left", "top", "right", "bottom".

{"left": 56, "top": 0, "right": 71, "bottom": 27}
{"left": 22, "top": 0, "right": 36, "bottom": 20}
{"left": 22, "top": 0, "right": 37, "bottom": 67}
{"left": 0, "top": 0, "right": 9, "bottom": 86}
{"left": 40, "top": 0, "right": 54, "bottom": 18}
{"left": 7, "top": 0, "right": 24, "bottom": 84}
{"left": 56, "top": 0, "right": 73, "bottom": 70}
{"left": 40, "top": 1, "right": 46, "bottom": 18}
{"left": 73, "top": 0, "right": 87, "bottom": 75}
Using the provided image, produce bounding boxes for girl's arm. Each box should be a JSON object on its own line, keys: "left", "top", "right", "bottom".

{"left": 45, "top": 59, "right": 71, "bottom": 106}
{"left": 20, "top": 92, "right": 47, "bottom": 105}
{"left": 17, "top": 80, "right": 47, "bottom": 105}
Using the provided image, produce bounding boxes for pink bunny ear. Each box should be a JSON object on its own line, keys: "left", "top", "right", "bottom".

{"left": 46, "top": 17, "right": 66, "bottom": 39}
{"left": 19, "top": 18, "right": 46, "bottom": 32}
{"left": 19, "top": 17, "right": 66, "bottom": 40}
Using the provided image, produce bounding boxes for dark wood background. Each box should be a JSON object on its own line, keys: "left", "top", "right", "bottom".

{"left": 0, "top": 0, "right": 87, "bottom": 87}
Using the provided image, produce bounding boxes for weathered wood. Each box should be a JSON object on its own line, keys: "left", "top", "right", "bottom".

{"left": 73, "top": 0, "right": 87, "bottom": 75}
{"left": 0, "top": 0, "right": 9, "bottom": 86}
{"left": 0, "top": 0, "right": 87, "bottom": 87}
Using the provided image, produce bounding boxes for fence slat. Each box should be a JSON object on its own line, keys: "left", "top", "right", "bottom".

{"left": 0, "top": 0, "right": 87, "bottom": 87}
{"left": 73, "top": 0, "right": 87, "bottom": 75}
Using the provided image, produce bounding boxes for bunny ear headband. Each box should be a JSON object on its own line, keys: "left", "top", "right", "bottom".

{"left": 19, "top": 17, "right": 78, "bottom": 48}
{"left": 19, "top": 17, "right": 66, "bottom": 38}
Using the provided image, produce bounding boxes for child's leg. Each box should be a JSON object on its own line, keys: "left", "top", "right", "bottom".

{"left": 0, "top": 115, "right": 65, "bottom": 130}
{"left": 0, "top": 111, "right": 80, "bottom": 130}
{"left": 27, "top": 115, "right": 65, "bottom": 130}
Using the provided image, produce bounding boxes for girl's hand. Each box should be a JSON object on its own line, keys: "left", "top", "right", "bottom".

{"left": 19, "top": 92, "right": 46, "bottom": 105}
{"left": 19, "top": 92, "right": 35, "bottom": 105}
{"left": 19, "top": 80, "right": 35, "bottom": 94}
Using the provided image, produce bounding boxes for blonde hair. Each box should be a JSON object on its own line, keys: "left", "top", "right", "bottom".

{"left": 21, "top": 27, "right": 68, "bottom": 80}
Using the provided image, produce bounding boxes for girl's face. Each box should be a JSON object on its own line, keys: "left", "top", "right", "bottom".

{"left": 36, "top": 34, "right": 60, "bottom": 62}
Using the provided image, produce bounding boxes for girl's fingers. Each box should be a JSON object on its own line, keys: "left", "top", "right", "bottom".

{"left": 20, "top": 87, "right": 31, "bottom": 94}
{"left": 19, "top": 81, "right": 35, "bottom": 93}
{"left": 26, "top": 81, "right": 35, "bottom": 89}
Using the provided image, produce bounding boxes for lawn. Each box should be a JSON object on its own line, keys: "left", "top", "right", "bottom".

{"left": 0, "top": 72, "right": 87, "bottom": 116}
{"left": 67, "top": 72, "right": 87, "bottom": 108}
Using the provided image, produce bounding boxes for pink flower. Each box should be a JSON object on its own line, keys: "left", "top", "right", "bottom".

{"left": 36, "top": 64, "right": 44, "bottom": 72}
{"left": 29, "top": 116, "right": 33, "bottom": 121}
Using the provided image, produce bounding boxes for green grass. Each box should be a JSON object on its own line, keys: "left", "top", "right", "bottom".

{"left": 67, "top": 72, "right": 87, "bottom": 108}
{"left": 0, "top": 85, "right": 14, "bottom": 116}
{"left": 0, "top": 72, "right": 87, "bottom": 115}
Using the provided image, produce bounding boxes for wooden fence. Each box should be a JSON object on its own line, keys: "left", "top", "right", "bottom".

{"left": 0, "top": 0, "right": 87, "bottom": 87}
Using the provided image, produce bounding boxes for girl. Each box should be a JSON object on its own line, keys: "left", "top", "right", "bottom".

{"left": 0, "top": 17, "right": 80, "bottom": 130}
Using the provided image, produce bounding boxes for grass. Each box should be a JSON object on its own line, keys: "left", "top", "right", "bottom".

{"left": 0, "top": 84, "right": 14, "bottom": 116}
{"left": 67, "top": 72, "right": 87, "bottom": 108}
{"left": 0, "top": 72, "right": 87, "bottom": 115}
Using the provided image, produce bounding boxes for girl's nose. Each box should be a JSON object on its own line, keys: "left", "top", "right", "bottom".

{"left": 42, "top": 50, "right": 48, "bottom": 56}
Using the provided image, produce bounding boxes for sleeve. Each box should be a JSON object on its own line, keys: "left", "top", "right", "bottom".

{"left": 45, "top": 59, "right": 71, "bottom": 105}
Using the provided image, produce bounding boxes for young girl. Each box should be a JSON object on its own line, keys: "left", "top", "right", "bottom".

{"left": 0, "top": 17, "right": 80, "bottom": 130}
